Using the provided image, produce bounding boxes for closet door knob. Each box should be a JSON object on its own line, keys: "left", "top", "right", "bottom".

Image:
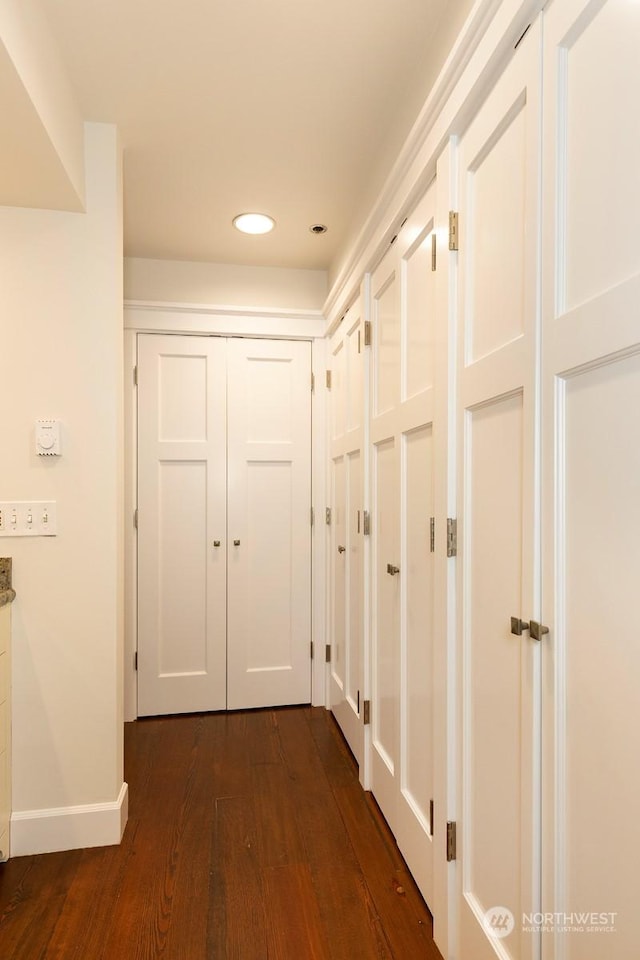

{"left": 213, "top": 540, "right": 221, "bottom": 547}
{"left": 233, "top": 539, "right": 241, "bottom": 546}
{"left": 386, "top": 563, "right": 400, "bottom": 576}
{"left": 510, "top": 617, "right": 529, "bottom": 636}
{"left": 529, "top": 620, "right": 549, "bottom": 641}
{"left": 338, "top": 545, "right": 346, "bottom": 554}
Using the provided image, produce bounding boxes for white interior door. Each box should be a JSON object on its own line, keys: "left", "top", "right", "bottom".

{"left": 369, "top": 178, "right": 439, "bottom": 907}
{"left": 137, "top": 334, "right": 227, "bottom": 716}
{"left": 455, "top": 20, "right": 541, "bottom": 959}
{"left": 226, "top": 337, "right": 312, "bottom": 710}
{"left": 329, "top": 298, "right": 365, "bottom": 765}
{"left": 541, "top": 1, "right": 640, "bottom": 955}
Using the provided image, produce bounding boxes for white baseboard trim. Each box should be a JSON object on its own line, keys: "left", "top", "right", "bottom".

{"left": 10, "top": 781, "right": 128, "bottom": 857}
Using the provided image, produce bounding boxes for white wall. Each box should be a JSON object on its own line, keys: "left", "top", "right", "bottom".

{"left": 0, "top": 0, "right": 85, "bottom": 210}
{"left": 0, "top": 122, "right": 125, "bottom": 854}
{"left": 125, "top": 256, "right": 327, "bottom": 311}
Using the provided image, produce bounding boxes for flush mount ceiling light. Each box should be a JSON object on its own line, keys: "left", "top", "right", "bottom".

{"left": 232, "top": 212, "right": 275, "bottom": 235}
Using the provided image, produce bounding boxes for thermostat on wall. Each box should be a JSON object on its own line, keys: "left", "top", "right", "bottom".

{"left": 36, "top": 419, "right": 61, "bottom": 456}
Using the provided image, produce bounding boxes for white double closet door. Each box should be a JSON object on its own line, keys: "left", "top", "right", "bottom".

{"left": 456, "top": 4, "right": 640, "bottom": 958}
{"left": 137, "top": 334, "right": 311, "bottom": 717}
{"left": 368, "top": 179, "right": 441, "bottom": 908}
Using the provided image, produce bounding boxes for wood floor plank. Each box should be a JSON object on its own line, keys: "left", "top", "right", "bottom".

{"left": 335, "top": 781, "right": 442, "bottom": 960}
{"left": 275, "top": 707, "right": 394, "bottom": 960}
{"left": 209, "top": 795, "right": 268, "bottom": 960}
{"left": 252, "top": 760, "right": 306, "bottom": 868}
{"left": 263, "top": 862, "right": 332, "bottom": 960}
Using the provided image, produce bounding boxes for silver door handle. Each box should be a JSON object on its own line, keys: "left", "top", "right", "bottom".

{"left": 386, "top": 563, "right": 399, "bottom": 575}
{"left": 338, "top": 545, "right": 346, "bottom": 554}
{"left": 233, "top": 539, "right": 240, "bottom": 546}
{"left": 529, "top": 620, "right": 549, "bottom": 641}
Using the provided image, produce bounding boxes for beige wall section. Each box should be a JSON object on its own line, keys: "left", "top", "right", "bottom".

{"left": 0, "top": 124, "right": 124, "bottom": 830}
{"left": 125, "top": 257, "right": 328, "bottom": 311}
{"left": 0, "top": 0, "right": 85, "bottom": 210}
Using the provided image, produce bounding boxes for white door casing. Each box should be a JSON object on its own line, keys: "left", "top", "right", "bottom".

{"left": 455, "top": 18, "right": 541, "bottom": 960}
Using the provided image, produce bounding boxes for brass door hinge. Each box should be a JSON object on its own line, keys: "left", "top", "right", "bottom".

{"left": 364, "top": 321, "right": 372, "bottom": 346}
{"left": 447, "top": 518, "right": 457, "bottom": 557}
{"left": 326, "top": 369, "right": 332, "bottom": 389}
{"left": 430, "top": 517, "right": 435, "bottom": 553}
{"left": 449, "top": 211, "right": 459, "bottom": 251}
{"left": 431, "top": 232, "right": 437, "bottom": 271}
{"left": 325, "top": 644, "right": 331, "bottom": 663}
{"left": 446, "top": 821, "right": 457, "bottom": 861}
{"left": 363, "top": 700, "right": 371, "bottom": 725}
{"left": 363, "top": 510, "right": 371, "bottom": 536}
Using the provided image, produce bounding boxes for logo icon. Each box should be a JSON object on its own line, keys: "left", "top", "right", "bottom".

{"left": 484, "top": 906, "right": 515, "bottom": 939}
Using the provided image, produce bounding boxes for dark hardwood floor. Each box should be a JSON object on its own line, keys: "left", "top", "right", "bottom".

{"left": 0, "top": 706, "right": 442, "bottom": 959}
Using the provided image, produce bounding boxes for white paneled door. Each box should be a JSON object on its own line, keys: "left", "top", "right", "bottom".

{"left": 541, "top": 0, "right": 640, "bottom": 955}
{"left": 137, "top": 335, "right": 227, "bottom": 716}
{"left": 328, "top": 298, "right": 365, "bottom": 766}
{"left": 137, "top": 334, "right": 311, "bottom": 717}
{"left": 455, "top": 20, "right": 541, "bottom": 960}
{"left": 226, "top": 338, "right": 312, "bottom": 710}
{"left": 369, "top": 179, "right": 439, "bottom": 907}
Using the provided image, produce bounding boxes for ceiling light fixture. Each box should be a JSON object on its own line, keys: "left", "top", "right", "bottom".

{"left": 233, "top": 212, "right": 275, "bottom": 235}
{"left": 309, "top": 223, "right": 328, "bottom": 234}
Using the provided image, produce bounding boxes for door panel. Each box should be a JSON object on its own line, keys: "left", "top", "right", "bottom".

{"left": 137, "top": 334, "right": 227, "bottom": 716}
{"left": 227, "top": 338, "right": 311, "bottom": 709}
{"left": 464, "top": 393, "right": 525, "bottom": 912}
{"left": 397, "top": 423, "right": 435, "bottom": 900}
{"left": 561, "top": 0, "right": 640, "bottom": 311}
{"left": 542, "top": 2, "right": 640, "bottom": 954}
{"left": 346, "top": 450, "right": 363, "bottom": 718}
{"left": 369, "top": 180, "right": 439, "bottom": 905}
{"left": 330, "top": 455, "right": 346, "bottom": 702}
{"left": 456, "top": 20, "right": 540, "bottom": 959}
{"left": 329, "top": 300, "right": 366, "bottom": 765}
{"left": 371, "top": 434, "right": 400, "bottom": 825}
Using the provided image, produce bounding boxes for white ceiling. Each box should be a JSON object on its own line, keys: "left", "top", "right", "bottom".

{"left": 39, "top": 0, "right": 473, "bottom": 273}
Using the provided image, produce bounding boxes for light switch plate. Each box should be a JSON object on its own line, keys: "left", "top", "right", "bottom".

{"left": 0, "top": 501, "right": 57, "bottom": 536}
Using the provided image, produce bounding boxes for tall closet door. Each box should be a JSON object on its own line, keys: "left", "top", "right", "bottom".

{"left": 138, "top": 334, "right": 311, "bottom": 717}
{"left": 328, "top": 299, "right": 365, "bottom": 765}
{"left": 454, "top": 20, "right": 541, "bottom": 960}
{"left": 137, "top": 334, "right": 227, "bottom": 716}
{"left": 541, "top": 1, "right": 640, "bottom": 955}
{"left": 369, "top": 179, "right": 439, "bottom": 906}
{"left": 226, "top": 338, "right": 312, "bottom": 710}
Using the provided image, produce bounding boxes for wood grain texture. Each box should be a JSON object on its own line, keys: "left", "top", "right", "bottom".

{"left": 0, "top": 707, "right": 442, "bottom": 959}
